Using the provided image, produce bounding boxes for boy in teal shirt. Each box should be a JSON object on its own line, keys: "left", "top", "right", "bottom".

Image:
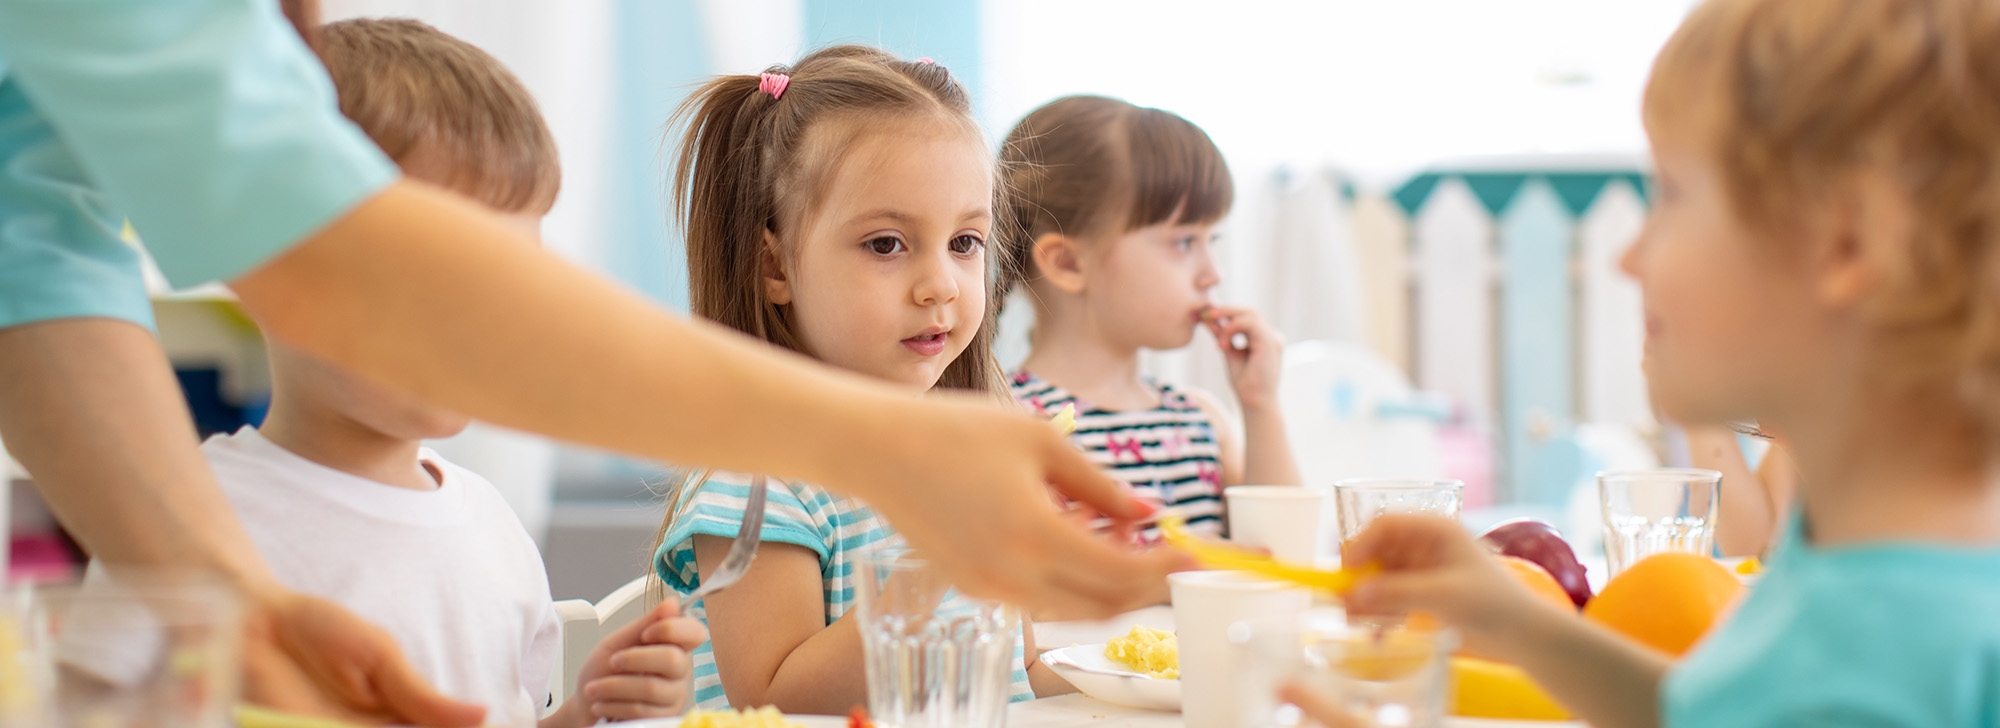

{"left": 1286, "top": 1, "right": 2000, "bottom": 726}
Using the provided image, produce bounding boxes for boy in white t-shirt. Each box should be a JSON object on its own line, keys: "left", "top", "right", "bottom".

{"left": 196, "top": 18, "right": 704, "bottom": 727}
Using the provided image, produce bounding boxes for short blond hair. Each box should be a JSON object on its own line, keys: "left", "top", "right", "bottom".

{"left": 1647, "top": 0, "right": 2000, "bottom": 415}
{"left": 318, "top": 18, "right": 560, "bottom": 213}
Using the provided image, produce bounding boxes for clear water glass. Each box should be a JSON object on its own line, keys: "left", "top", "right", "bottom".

{"left": 1333, "top": 479, "right": 1465, "bottom": 548}
{"left": 855, "top": 547, "right": 1017, "bottom": 728}
{"left": 17, "top": 570, "right": 244, "bottom": 728}
{"left": 1240, "top": 607, "right": 1456, "bottom": 728}
{"left": 1598, "top": 468, "right": 1722, "bottom": 575}
{"left": 2, "top": 586, "right": 43, "bottom": 726}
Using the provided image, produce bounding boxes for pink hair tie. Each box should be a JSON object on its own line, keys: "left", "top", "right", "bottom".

{"left": 758, "top": 72, "right": 790, "bottom": 100}
{"left": 917, "top": 57, "right": 935, "bottom": 65}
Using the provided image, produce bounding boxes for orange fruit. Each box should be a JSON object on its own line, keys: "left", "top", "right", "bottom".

{"left": 1500, "top": 556, "right": 1576, "bottom": 612}
{"left": 1583, "top": 552, "right": 1742, "bottom": 656}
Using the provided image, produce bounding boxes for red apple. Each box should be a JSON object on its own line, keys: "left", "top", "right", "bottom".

{"left": 1479, "top": 520, "right": 1592, "bottom": 608}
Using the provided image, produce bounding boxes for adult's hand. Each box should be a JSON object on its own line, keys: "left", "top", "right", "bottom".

{"left": 243, "top": 589, "right": 487, "bottom": 726}
{"left": 235, "top": 181, "right": 1186, "bottom": 619}
{"left": 859, "top": 396, "right": 1190, "bottom": 617}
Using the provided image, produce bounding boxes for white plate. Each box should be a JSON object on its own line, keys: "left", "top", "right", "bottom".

{"left": 1716, "top": 556, "right": 1764, "bottom": 586}
{"left": 1040, "top": 643, "right": 1181, "bottom": 712}
{"left": 606, "top": 716, "right": 851, "bottom": 728}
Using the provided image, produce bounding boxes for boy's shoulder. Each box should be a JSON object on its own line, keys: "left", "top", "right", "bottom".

{"left": 1781, "top": 543, "right": 2000, "bottom": 649}
{"left": 1665, "top": 544, "right": 2000, "bottom": 727}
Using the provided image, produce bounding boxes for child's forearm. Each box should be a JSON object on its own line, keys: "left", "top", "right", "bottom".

{"left": 1494, "top": 605, "right": 1671, "bottom": 728}
{"left": 1239, "top": 404, "right": 1303, "bottom": 486}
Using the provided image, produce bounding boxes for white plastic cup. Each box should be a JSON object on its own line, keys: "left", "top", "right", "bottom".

{"left": 1170, "top": 571, "right": 1311, "bottom": 728}
{"left": 1225, "top": 486, "right": 1328, "bottom": 564}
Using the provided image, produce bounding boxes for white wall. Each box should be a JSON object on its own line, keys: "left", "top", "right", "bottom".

{"left": 322, "top": 0, "right": 619, "bottom": 272}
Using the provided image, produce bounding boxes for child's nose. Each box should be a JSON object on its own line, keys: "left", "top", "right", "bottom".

{"left": 913, "top": 256, "right": 961, "bottom": 305}
{"left": 1619, "top": 226, "right": 1649, "bottom": 280}
{"left": 1195, "top": 252, "right": 1223, "bottom": 291}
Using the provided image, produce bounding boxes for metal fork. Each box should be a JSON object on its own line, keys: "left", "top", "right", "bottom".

{"left": 1727, "top": 420, "right": 1774, "bottom": 440}
{"left": 685, "top": 474, "right": 769, "bottom": 604}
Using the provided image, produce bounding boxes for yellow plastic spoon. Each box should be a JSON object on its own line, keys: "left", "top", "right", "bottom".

{"left": 1049, "top": 402, "right": 1078, "bottom": 436}
{"left": 234, "top": 705, "right": 366, "bottom": 728}
{"left": 1158, "top": 515, "right": 1377, "bottom": 595}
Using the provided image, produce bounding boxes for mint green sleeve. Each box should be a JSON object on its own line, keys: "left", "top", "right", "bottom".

{"left": 0, "top": 0, "right": 397, "bottom": 299}
{"left": 0, "top": 77, "right": 152, "bottom": 328}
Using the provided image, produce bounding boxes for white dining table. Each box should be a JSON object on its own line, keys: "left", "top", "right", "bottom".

{"left": 1011, "top": 606, "right": 1581, "bottom": 728}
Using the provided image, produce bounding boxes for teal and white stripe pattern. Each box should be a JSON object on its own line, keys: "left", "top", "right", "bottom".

{"left": 654, "top": 471, "right": 1033, "bottom": 709}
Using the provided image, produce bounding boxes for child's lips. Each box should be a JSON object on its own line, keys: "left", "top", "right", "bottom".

{"left": 902, "top": 331, "right": 947, "bottom": 356}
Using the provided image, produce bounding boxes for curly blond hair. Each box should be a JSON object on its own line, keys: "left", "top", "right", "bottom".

{"left": 1647, "top": 0, "right": 2000, "bottom": 420}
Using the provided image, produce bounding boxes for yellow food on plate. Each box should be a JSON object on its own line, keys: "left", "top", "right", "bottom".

{"left": 680, "top": 707, "right": 808, "bottom": 728}
{"left": 1450, "top": 657, "right": 1572, "bottom": 721}
{"left": 1103, "top": 625, "right": 1179, "bottom": 679}
{"left": 1735, "top": 557, "right": 1763, "bottom": 575}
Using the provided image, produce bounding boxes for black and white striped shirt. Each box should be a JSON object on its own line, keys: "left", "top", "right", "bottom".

{"left": 1010, "top": 370, "right": 1225, "bottom": 542}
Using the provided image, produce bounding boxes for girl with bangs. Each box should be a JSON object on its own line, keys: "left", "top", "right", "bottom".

{"left": 999, "top": 96, "right": 1302, "bottom": 544}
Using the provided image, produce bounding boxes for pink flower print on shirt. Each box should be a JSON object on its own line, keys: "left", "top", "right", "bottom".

{"left": 1160, "top": 428, "right": 1190, "bottom": 460}
{"left": 1197, "top": 461, "right": 1221, "bottom": 488}
{"left": 1106, "top": 435, "right": 1145, "bottom": 463}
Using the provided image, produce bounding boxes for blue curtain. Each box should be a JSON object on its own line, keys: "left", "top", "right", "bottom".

{"left": 605, "top": 0, "right": 983, "bottom": 311}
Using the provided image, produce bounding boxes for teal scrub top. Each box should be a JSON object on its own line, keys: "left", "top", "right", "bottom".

{"left": 0, "top": 0, "right": 397, "bottom": 330}
{"left": 1664, "top": 510, "right": 2000, "bottom": 726}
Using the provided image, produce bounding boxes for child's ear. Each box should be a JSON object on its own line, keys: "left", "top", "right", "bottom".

{"left": 761, "top": 229, "right": 793, "bottom": 305}
{"left": 1814, "top": 172, "right": 1906, "bottom": 309}
{"left": 1032, "top": 233, "right": 1088, "bottom": 294}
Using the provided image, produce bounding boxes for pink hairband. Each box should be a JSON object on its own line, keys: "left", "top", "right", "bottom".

{"left": 759, "top": 72, "right": 790, "bottom": 100}
{"left": 917, "top": 57, "right": 935, "bottom": 65}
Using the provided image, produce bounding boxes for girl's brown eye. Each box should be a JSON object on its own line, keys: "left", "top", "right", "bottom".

{"left": 950, "top": 234, "right": 983, "bottom": 255}
{"left": 866, "top": 237, "right": 905, "bottom": 255}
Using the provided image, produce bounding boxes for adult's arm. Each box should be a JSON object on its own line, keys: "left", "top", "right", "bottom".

{"left": 0, "top": 319, "right": 488, "bottom": 726}
{"left": 232, "top": 180, "right": 1184, "bottom": 616}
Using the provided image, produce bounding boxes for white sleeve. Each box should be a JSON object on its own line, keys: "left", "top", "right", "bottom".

{"left": 523, "top": 600, "right": 562, "bottom": 717}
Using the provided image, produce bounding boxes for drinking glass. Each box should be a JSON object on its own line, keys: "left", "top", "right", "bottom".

{"left": 855, "top": 548, "right": 1017, "bottom": 728}
{"left": 1598, "top": 469, "right": 1722, "bottom": 575}
{"left": 29, "top": 570, "right": 244, "bottom": 728}
{"left": 1332, "top": 479, "right": 1464, "bottom": 550}
{"left": 1239, "top": 607, "right": 1455, "bottom": 728}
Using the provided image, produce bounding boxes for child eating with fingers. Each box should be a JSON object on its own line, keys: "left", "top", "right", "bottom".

{"left": 999, "top": 96, "right": 1302, "bottom": 542}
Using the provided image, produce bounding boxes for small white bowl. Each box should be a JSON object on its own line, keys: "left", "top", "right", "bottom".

{"left": 1039, "top": 643, "right": 1182, "bottom": 712}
